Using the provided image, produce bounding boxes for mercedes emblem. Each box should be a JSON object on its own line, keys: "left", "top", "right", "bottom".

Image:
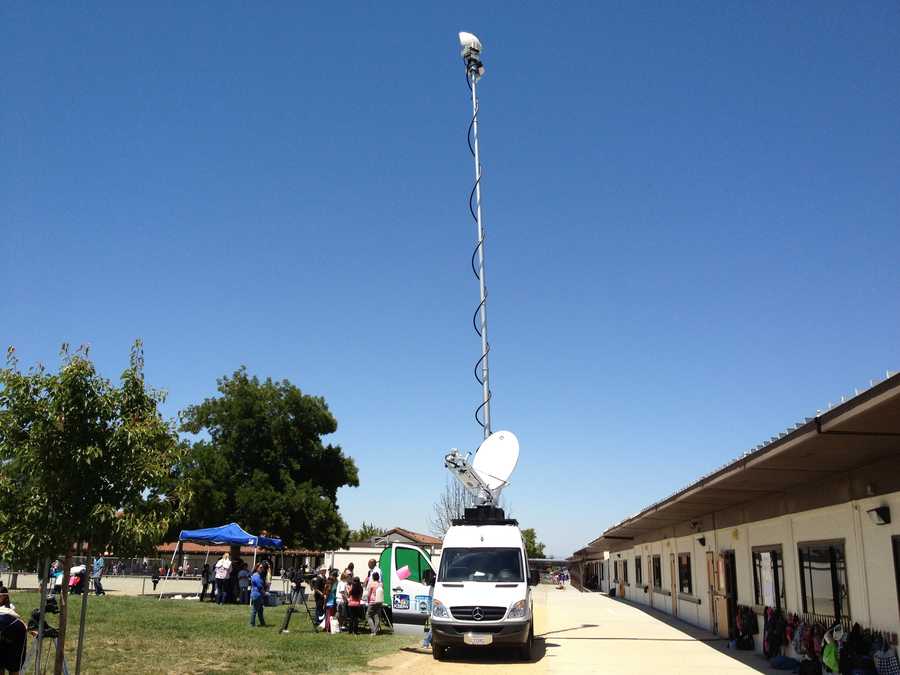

{"left": 472, "top": 607, "right": 484, "bottom": 621}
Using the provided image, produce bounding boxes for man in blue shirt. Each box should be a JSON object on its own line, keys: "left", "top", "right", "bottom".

{"left": 92, "top": 556, "right": 106, "bottom": 596}
{"left": 249, "top": 562, "right": 268, "bottom": 627}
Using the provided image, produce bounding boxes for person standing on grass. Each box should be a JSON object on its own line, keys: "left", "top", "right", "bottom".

{"left": 0, "top": 586, "right": 27, "bottom": 675}
{"left": 92, "top": 555, "right": 106, "bottom": 596}
{"left": 199, "top": 563, "right": 211, "bottom": 601}
{"left": 335, "top": 572, "right": 350, "bottom": 631}
{"left": 366, "top": 572, "right": 384, "bottom": 635}
{"left": 347, "top": 576, "right": 364, "bottom": 635}
{"left": 364, "top": 558, "right": 377, "bottom": 587}
{"left": 421, "top": 569, "right": 436, "bottom": 648}
{"left": 238, "top": 563, "right": 251, "bottom": 604}
{"left": 323, "top": 570, "right": 338, "bottom": 633}
{"left": 214, "top": 553, "right": 231, "bottom": 605}
{"left": 312, "top": 568, "right": 326, "bottom": 624}
{"left": 249, "top": 563, "right": 267, "bottom": 627}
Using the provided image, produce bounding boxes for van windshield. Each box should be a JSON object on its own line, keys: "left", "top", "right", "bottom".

{"left": 438, "top": 548, "right": 524, "bottom": 583}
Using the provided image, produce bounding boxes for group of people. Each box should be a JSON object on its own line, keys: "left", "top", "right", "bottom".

{"left": 45, "top": 556, "right": 106, "bottom": 597}
{"left": 309, "top": 560, "right": 384, "bottom": 635}
{"left": 201, "top": 553, "right": 266, "bottom": 605}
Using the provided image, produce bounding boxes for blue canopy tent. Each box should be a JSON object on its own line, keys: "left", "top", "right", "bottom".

{"left": 179, "top": 523, "right": 259, "bottom": 547}
{"left": 257, "top": 535, "right": 284, "bottom": 550}
{"left": 158, "top": 523, "right": 284, "bottom": 601}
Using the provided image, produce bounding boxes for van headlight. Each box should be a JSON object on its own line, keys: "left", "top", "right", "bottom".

{"left": 432, "top": 598, "right": 450, "bottom": 619}
{"left": 507, "top": 599, "right": 528, "bottom": 619}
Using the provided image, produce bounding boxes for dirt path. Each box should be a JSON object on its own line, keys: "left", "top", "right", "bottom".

{"left": 356, "top": 586, "right": 784, "bottom": 674}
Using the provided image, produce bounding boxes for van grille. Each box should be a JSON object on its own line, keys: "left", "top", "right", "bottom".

{"left": 450, "top": 606, "right": 506, "bottom": 621}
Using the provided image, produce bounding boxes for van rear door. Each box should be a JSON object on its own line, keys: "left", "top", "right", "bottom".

{"left": 380, "top": 543, "right": 435, "bottom": 625}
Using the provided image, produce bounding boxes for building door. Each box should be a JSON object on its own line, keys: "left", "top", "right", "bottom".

{"left": 706, "top": 551, "right": 717, "bottom": 632}
{"left": 713, "top": 553, "right": 729, "bottom": 638}
{"left": 712, "top": 550, "right": 737, "bottom": 638}
{"left": 618, "top": 561, "right": 625, "bottom": 598}
{"left": 669, "top": 553, "right": 678, "bottom": 616}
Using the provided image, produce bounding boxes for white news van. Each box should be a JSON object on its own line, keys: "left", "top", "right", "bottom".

{"left": 428, "top": 506, "right": 538, "bottom": 661}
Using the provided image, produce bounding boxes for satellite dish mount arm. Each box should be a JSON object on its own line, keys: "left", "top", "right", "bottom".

{"left": 444, "top": 449, "right": 501, "bottom": 505}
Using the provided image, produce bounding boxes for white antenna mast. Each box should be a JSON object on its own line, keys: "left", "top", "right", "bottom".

{"left": 460, "top": 31, "right": 491, "bottom": 439}
{"left": 444, "top": 33, "right": 519, "bottom": 513}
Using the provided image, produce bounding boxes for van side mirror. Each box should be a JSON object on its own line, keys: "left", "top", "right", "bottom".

{"left": 529, "top": 570, "right": 540, "bottom": 586}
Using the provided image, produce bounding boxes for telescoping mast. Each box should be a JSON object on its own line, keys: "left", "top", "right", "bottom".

{"left": 444, "top": 32, "right": 520, "bottom": 517}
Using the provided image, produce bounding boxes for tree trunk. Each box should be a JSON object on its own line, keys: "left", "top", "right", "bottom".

{"left": 34, "top": 559, "right": 49, "bottom": 674}
{"left": 75, "top": 546, "right": 91, "bottom": 675}
{"left": 55, "top": 550, "right": 73, "bottom": 675}
{"left": 8, "top": 571, "right": 18, "bottom": 589}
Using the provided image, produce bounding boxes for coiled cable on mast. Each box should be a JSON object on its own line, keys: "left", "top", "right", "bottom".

{"left": 466, "top": 69, "right": 492, "bottom": 434}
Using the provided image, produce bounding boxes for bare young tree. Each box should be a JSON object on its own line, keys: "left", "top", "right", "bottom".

{"left": 429, "top": 477, "right": 474, "bottom": 536}
{"left": 429, "top": 477, "right": 512, "bottom": 536}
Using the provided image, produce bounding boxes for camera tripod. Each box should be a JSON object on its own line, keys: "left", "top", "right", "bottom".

{"left": 279, "top": 583, "right": 319, "bottom": 634}
{"left": 23, "top": 609, "right": 70, "bottom": 675}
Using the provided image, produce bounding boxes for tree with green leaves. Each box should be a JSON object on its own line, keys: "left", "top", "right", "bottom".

{"left": 0, "top": 342, "right": 189, "bottom": 674}
{"left": 348, "top": 521, "right": 386, "bottom": 542}
{"left": 177, "top": 368, "right": 359, "bottom": 551}
{"left": 521, "top": 528, "right": 546, "bottom": 559}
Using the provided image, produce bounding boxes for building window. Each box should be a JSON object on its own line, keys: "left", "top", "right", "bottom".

{"left": 635, "top": 556, "right": 643, "bottom": 585}
{"left": 652, "top": 555, "right": 662, "bottom": 589}
{"left": 613, "top": 560, "right": 619, "bottom": 583}
{"left": 678, "top": 553, "right": 692, "bottom": 595}
{"left": 752, "top": 545, "right": 786, "bottom": 610}
{"left": 798, "top": 540, "right": 850, "bottom": 621}
{"left": 624, "top": 559, "right": 629, "bottom": 585}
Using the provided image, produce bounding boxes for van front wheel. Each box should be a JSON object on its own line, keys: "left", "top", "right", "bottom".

{"left": 433, "top": 643, "right": 447, "bottom": 661}
{"left": 518, "top": 621, "right": 534, "bottom": 661}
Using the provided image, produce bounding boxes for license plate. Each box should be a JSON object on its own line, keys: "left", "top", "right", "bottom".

{"left": 463, "top": 632, "right": 493, "bottom": 646}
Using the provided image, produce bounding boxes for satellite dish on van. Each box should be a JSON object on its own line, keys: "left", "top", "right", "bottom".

{"left": 472, "top": 431, "right": 518, "bottom": 491}
{"left": 444, "top": 430, "right": 519, "bottom": 504}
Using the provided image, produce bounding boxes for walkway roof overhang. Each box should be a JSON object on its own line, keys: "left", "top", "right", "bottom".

{"left": 588, "top": 373, "right": 900, "bottom": 553}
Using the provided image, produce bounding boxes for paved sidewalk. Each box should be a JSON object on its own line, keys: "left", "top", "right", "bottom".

{"left": 359, "top": 586, "right": 783, "bottom": 674}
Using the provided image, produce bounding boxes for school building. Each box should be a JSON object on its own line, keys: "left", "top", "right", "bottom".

{"left": 572, "top": 372, "right": 900, "bottom": 655}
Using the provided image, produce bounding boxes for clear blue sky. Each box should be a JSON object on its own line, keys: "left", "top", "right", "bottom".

{"left": 2, "top": 2, "right": 898, "bottom": 557}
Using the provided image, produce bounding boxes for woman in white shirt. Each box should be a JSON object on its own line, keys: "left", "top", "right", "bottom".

{"left": 214, "top": 553, "right": 232, "bottom": 605}
{"left": 335, "top": 572, "right": 349, "bottom": 631}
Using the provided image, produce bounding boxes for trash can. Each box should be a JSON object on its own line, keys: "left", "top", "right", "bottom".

{"left": 608, "top": 587, "right": 616, "bottom": 598}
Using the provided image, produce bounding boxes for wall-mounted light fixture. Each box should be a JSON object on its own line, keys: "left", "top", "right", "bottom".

{"left": 867, "top": 506, "right": 891, "bottom": 525}
{"left": 697, "top": 536, "right": 707, "bottom": 546}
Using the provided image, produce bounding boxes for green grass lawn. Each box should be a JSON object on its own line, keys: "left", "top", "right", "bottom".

{"left": 11, "top": 591, "right": 414, "bottom": 674}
